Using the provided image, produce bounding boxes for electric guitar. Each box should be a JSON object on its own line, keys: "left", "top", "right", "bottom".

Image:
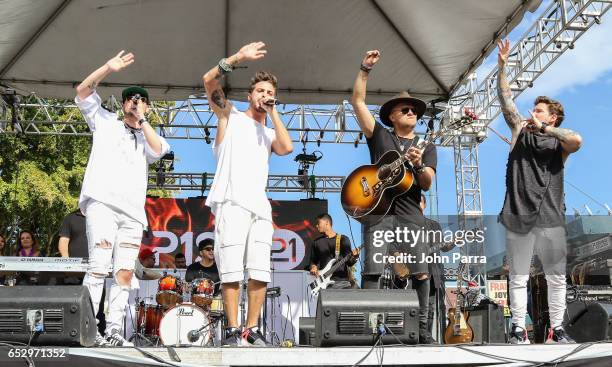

{"left": 309, "top": 245, "right": 363, "bottom": 297}
{"left": 444, "top": 262, "right": 474, "bottom": 344}
{"left": 341, "top": 110, "right": 476, "bottom": 222}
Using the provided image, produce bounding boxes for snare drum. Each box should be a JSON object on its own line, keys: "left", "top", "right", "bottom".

{"left": 136, "top": 303, "right": 163, "bottom": 336}
{"left": 159, "top": 303, "right": 210, "bottom": 346}
{"left": 156, "top": 274, "right": 183, "bottom": 306}
{"left": 191, "top": 278, "right": 214, "bottom": 307}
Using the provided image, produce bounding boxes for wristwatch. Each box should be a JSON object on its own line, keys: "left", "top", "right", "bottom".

{"left": 539, "top": 122, "right": 549, "bottom": 134}
{"left": 138, "top": 118, "right": 148, "bottom": 127}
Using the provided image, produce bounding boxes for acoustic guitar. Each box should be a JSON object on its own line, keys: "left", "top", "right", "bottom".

{"left": 341, "top": 110, "right": 476, "bottom": 222}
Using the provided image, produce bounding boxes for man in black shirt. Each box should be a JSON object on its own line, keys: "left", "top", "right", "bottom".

{"left": 58, "top": 210, "right": 89, "bottom": 259}
{"left": 351, "top": 50, "right": 437, "bottom": 343}
{"left": 58, "top": 209, "right": 106, "bottom": 335}
{"left": 310, "top": 214, "right": 359, "bottom": 289}
{"left": 497, "top": 40, "right": 582, "bottom": 344}
{"left": 185, "top": 239, "right": 220, "bottom": 296}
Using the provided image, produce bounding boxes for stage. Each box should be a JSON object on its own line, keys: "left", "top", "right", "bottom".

{"left": 3, "top": 343, "right": 611, "bottom": 367}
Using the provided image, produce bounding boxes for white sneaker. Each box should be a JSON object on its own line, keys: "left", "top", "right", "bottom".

{"left": 93, "top": 332, "right": 110, "bottom": 347}
{"left": 106, "top": 331, "right": 134, "bottom": 347}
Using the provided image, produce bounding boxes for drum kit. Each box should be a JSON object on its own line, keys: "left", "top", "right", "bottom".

{"left": 133, "top": 273, "right": 224, "bottom": 347}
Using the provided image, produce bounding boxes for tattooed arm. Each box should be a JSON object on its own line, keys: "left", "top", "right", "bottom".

{"left": 496, "top": 40, "right": 523, "bottom": 146}
{"left": 76, "top": 51, "right": 135, "bottom": 101}
{"left": 544, "top": 125, "right": 582, "bottom": 155}
{"left": 203, "top": 42, "right": 266, "bottom": 146}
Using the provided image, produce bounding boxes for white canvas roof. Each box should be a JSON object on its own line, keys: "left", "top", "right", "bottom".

{"left": 0, "top": 0, "right": 541, "bottom": 104}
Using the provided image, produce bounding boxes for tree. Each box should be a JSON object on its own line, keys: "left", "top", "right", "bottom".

{"left": 0, "top": 94, "right": 174, "bottom": 255}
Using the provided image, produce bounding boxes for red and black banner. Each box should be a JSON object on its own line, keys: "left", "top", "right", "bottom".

{"left": 141, "top": 197, "right": 327, "bottom": 270}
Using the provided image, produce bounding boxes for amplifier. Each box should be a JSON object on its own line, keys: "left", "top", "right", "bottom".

{"left": 463, "top": 303, "right": 506, "bottom": 344}
{"left": 0, "top": 286, "right": 96, "bottom": 346}
{"left": 315, "top": 289, "right": 419, "bottom": 347}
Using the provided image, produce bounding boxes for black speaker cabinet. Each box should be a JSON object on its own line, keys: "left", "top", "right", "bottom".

{"left": 315, "top": 289, "right": 419, "bottom": 347}
{"left": 0, "top": 286, "right": 96, "bottom": 346}
{"left": 299, "top": 317, "right": 315, "bottom": 346}
{"left": 565, "top": 301, "right": 612, "bottom": 342}
{"left": 464, "top": 303, "right": 506, "bottom": 344}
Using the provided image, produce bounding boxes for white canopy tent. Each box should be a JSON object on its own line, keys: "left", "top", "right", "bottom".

{"left": 0, "top": 0, "right": 541, "bottom": 104}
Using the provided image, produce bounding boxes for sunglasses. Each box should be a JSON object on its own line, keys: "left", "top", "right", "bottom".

{"left": 126, "top": 94, "right": 148, "bottom": 104}
{"left": 397, "top": 106, "right": 417, "bottom": 115}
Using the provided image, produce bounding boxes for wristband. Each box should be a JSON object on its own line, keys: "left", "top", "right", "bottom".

{"left": 360, "top": 63, "right": 372, "bottom": 73}
{"left": 414, "top": 165, "right": 426, "bottom": 174}
{"left": 218, "top": 58, "right": 234, "bottom": 74}
{"left": 539, "top": 122, "right": 549, "bottom": 134}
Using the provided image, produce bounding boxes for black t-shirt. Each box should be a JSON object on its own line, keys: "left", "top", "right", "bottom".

{"left": 185, "top": 262, "right": 221, "bottom": 295}
{"left": 366, "top": 122, "right": 437, "bottom": 218}
{"left": 310, "top": 234, "right": 356, "bottom": 281}
{"left": 58, "top": 211, "right": 89, "bottom": 259}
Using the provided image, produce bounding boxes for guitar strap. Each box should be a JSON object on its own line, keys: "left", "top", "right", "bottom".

{"left": 335, "top": 234, "right": 341, "bottom": 259}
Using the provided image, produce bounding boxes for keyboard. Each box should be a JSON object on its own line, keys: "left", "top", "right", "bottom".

{"left": 0, "top": 256, "right": 89, "bottom": 273}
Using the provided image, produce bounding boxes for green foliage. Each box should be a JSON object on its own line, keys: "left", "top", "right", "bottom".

{"left": 0, "top": 97, "right": 175, "bottom": 255}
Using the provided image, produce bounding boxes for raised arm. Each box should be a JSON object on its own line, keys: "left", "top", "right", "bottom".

{"left": 203, "top": 42, "right": 267, "bottom": 147}
{"left": 350, "top": 50, "right": 380, "bottom": 139}
{"left": 76, "top": 51, "right": 134, "bottom": 101}
{"left": 496, "top": 40, "right": 522, "bottom": 143}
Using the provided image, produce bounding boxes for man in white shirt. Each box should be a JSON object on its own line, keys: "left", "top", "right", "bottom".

{"left": 202, "top": 41, "right": 293, "bottom": 346}
{"left": 75, "top": 50, "right": 170, "bottom": 347}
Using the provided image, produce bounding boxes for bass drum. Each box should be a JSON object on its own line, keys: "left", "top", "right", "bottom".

{"left": 159, "top": 303, "right": 210, "bottom": 346}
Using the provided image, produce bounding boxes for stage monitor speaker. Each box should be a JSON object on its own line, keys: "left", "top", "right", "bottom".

{"left": 315, "top": 289, "right": 419, "bottom": 347}
{"left": 299, "top": 317, "right": 315, "bottom": 346}
{"left": 0, "top": 286, "right": 96, "bottom": 346}
{"left": 464, "top": 303, "right": 506, "bottom": 344}
{"left": 565, "top": 301, "right": 612, "bottom": 342}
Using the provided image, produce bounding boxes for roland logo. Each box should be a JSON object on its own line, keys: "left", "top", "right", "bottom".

{"left": 178, "top": 307, "right": 194, "bottom": 316}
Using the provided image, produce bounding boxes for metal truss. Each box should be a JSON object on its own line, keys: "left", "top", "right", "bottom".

{"left": 1, "top": 93, "right": 435, "bottom": 146}
{"left": 440, "top": 0, "right": 612, "bottom": 147}
{"left": 148, "top": 172, "right": 344, "bottom": 194}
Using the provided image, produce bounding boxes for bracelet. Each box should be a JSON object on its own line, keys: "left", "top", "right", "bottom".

{"left": 218, "top": 58, "right": 234, "bottom": 75}
{"left": 360, "top": 63, "right": 372, "bottom": 73}
{"left": 414, "top": 165, "right": 426, "bottom": 174}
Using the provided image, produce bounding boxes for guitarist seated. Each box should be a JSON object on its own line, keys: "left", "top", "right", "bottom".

{"left": 310, "top": 214, "right": 360, "bottom": 290}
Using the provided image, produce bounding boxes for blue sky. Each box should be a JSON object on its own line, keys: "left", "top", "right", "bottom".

{"left": 168, "top": 1, "right": 612, "bottom": 254}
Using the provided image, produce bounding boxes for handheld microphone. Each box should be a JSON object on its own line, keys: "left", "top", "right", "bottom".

{"left": 263, "top": 99, "right": 280, "bottom": 106}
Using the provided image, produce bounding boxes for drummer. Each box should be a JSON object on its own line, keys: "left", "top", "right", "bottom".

{"left": 185, "top": 239, "right": 220, "bottom": 296}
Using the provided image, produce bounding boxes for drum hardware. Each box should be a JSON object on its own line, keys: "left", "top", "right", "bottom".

{"left": 187, "top": 319, "right": 215, "bottom": 342}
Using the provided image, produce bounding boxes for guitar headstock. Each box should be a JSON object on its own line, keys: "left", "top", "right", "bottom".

{"left": 422, "top": 107, "right": 478, "bottom": 146}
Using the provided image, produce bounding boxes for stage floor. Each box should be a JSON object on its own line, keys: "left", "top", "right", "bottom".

{"left": 10, "top": 342, "right": 609, "bottom": 367}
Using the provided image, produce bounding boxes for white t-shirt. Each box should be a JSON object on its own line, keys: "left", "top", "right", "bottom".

{"left": 76, "top": 92, "right": 170, "bottom": 226}
{"left": 205, "top": 107, "right": 277, "bottom": 221}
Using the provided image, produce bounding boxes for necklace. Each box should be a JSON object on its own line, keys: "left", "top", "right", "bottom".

{"left": 393, "top": 130, "right": 417, "bottom": 152}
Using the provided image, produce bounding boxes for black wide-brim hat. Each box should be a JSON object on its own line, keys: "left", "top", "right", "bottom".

{"left": 121, "top": 86, "right": 149, "bottom": 103}
{"left": 379, "top": 91, "right": 426, "bottom": 127}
